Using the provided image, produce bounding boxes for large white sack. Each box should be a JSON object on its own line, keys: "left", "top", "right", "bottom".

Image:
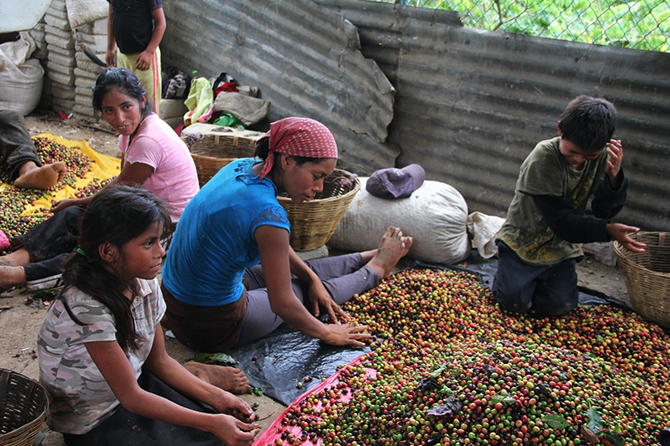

{"left": 0, "top": 34, "right": 44, "bottom": 116}
{"left": 330, "top": 178, "right": 470, "bottom": 265}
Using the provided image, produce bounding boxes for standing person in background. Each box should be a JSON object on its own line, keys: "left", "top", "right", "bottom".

{"left": 106, "top": 0, "right": 166, "bottom": 114}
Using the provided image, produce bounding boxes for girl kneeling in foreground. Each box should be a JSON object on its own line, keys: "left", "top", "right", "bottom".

{"left": 37, "top": 185, "right": 259, "bottom": 446}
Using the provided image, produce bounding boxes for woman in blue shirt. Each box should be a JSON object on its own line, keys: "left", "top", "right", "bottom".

{"left": 161, "top": 117, "right": 412, "bottom": 352}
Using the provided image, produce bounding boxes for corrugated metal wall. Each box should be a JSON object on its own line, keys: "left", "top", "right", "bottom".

{"left": 160, "top": 0, "right": 397, "bottom": 173}
{"left": 317, "top": 0, "right": 670, "bottom": 230}
{"left": 162, "top": 0, "right": 670, "bottom": 230}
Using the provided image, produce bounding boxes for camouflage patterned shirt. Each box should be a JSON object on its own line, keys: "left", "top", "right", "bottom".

{"left": 37, "top": 278, "right": 166, "bottom": 434}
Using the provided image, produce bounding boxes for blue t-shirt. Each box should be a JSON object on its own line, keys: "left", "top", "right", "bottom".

{"left": 162, "top": 158, "right": 291, "bottom": 306}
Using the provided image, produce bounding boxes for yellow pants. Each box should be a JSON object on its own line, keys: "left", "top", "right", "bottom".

{"left": 116, "top": 47, "right": 162, "bottom": 114}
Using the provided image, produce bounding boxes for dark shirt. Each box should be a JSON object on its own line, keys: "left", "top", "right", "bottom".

{"left": 533, "top": 170, "right": 628, "bottom": 243}
{"left": 108, "top": 0, "right": 162, "bottom": 54}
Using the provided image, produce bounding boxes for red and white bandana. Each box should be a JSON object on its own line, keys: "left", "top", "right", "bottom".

{"left": 258, "top": 117, "right": 338, "bottom": 179}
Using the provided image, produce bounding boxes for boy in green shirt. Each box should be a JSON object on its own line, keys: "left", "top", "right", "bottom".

{"left": 494, "top": 95, "right": 646, "bottom": 316}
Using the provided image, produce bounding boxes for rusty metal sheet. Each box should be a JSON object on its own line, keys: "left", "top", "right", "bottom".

{"left": 318, "top": 0, "right": 670, "bottom": 230}
{"left": 161, "top": 0, "right": 396, "bottom": 174}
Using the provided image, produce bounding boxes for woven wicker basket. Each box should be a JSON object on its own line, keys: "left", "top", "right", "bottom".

{"left": 190, "top": 154, "right": 236, "bottom": 187}
{"left": 614, "top": 231, "right": 670, "bottom": 329}
{"left": 278, "top": 169, "right": 360, "bottom": 251}
{"left": 0, "top": 369, "right": 48, "bottom": 446}
{"left": 182, "top": 123, "right": 263, "bottom": 187}
{"left": 181, "top": 123, "right": 263, "bottom": 157}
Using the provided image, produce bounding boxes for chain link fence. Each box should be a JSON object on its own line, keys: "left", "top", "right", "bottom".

{"left": 390, "top": 0, "right": 669, "bottom": 52}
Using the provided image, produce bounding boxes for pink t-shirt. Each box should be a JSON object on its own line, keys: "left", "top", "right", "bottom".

{"left": 119, "top": 114, "right": 199, "bottom": 222}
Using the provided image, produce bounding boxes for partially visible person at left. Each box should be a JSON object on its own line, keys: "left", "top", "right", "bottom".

{"left": 106, "top": 0, "right": 165, "bottom": 113}
{"left": 38, "top": 185, "right": 260, "bottom": 446}
{"left": 0, "top": 110, "right": 66, "bottom": 189}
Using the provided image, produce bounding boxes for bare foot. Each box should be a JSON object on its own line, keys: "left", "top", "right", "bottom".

{"left": 184, "top": 361, "right": 251, "bottom": 394}
{"left": 366, "top": 226, "right": 413, "bottom": 278}
{"left": 0, "top": 248, "right": 31, "bottom": 267}
{"left": 0, "top": 264, "right": 26, "bottom": 290}
{"left": 14, "top": 162, "right": 66, "bottom": 189}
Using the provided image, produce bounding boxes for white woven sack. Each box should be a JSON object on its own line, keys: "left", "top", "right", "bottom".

{"left": 0, "top": 35, "right": 44, "bottom": 116}
{"left": 330, "top": 178, "right": 470, "bottom": 265}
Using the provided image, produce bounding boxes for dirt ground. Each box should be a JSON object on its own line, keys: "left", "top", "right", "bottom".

{"left": 1, "top": 112, "right": 630, "bottom": 445}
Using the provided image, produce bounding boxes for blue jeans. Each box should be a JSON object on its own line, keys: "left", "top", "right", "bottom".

{"left": 493, "top": 241, "right": 578, "bottom": 316}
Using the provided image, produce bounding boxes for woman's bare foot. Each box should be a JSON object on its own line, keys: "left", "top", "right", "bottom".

{"left": 366, "top": 226, "right": 413, "bottom": 278}
{"left": 14, "top": 162, "right": 66, "bottom": 189}
{"left": 0, "top": 264, "right": 26, "bottom": 290}
{"left": 184, "top": 361, "right": 251, "bottom": 394}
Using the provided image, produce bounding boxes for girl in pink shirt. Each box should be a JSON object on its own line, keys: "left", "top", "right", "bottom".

{"left": 0, "top": 68, "right": 200, "bottom": 291}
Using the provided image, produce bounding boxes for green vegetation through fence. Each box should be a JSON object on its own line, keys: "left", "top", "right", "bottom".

{"left": 389, "top": 0, "right": 669, "bottom": 52}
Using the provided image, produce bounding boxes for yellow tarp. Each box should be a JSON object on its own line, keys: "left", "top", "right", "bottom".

{"left": 1, "top": 132, "right": 121, "bottom": 216}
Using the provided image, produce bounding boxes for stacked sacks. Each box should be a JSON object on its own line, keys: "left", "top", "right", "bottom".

{"left": 28, "top": 17, "right": 48, "bottom": 61}
{"left": 72, "top": 19, "right": 107, "bottom": 121}
{"left": 44, "top": 0, "right": 75, "bottom": 113}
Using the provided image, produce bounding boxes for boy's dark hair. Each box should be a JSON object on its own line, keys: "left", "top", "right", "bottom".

{"left": 92, "top": 67, "right": 153, "bottom": 120}
{"left": 60, "top": 185, "right": 171, "bottom": 352}
{"left": 558, "top": 95, "right": 616, "bottom": 152}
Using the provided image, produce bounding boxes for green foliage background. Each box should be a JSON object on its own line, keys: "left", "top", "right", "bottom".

{"left": 392, "top": 0, "right": 669, "bottom": 52}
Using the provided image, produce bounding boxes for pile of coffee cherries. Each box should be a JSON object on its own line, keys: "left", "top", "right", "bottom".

{"left": 0, "top": 137, "right": 95, "bottom": 244}
{"left": 34, "top": 137, "right": 92, "bottom": 191}
{"left": 73, "top": 177, "right": 116, "bottom": 199}
{"left": 0, "top": 187, "right": 49, "bottom": 240}
{"left": 267, "top": 268, "right": 669, "bottom": 445}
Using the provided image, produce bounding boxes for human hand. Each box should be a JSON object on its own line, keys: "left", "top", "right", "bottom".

{"left": 606, "top": 223, "right": 646, "bottom": 253}
{"left": 50, "top": 198, "right": 78, "bottom": 214}
{"left": 324, "top": 322, "right": 370, "bottom": 347}
{"left": 605, "top": 139, "right": 623, "bottom": 183}
{"left": 136, "top": 50, "right": 153, "bottom": 70}
{"left": 52, "top": 161, "right": 67, "bottom": 182}
{"left": 308, "top": 280, "right": 349, "bottom": 324}
{"left": 106, "top": 49, "right": 116, "bottom": 67}
{"left": 209, "top": 413, "right": 260, "bottom": 446}
{"left": 212, "top": 391, "right": 257, "bottom": 423}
